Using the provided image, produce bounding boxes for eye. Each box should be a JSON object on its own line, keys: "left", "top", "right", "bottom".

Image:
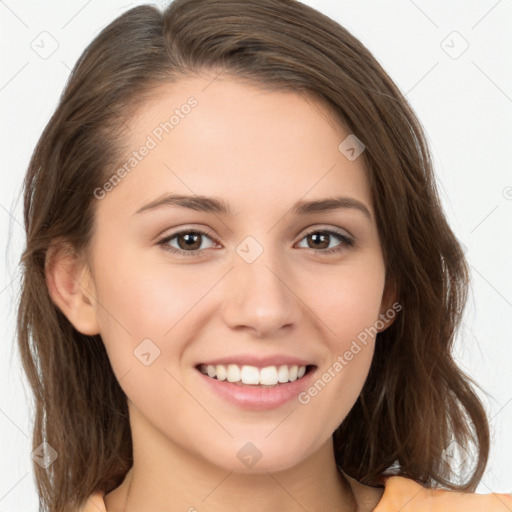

{"left": 157, "top": 229, "right": 218, "bottom": 257}
{"left": 295, "top": 229, "right": 354, "bottom": 254}
{"left": 157, "top": 227, "right": 354, "bottom": 257}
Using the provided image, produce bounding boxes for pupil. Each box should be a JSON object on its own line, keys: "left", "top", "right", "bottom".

{"left": 180, "top": 233, "right": 200, "bottom": 250}
{"left": 310, "top": 232, "right": 328, "bottom": 249}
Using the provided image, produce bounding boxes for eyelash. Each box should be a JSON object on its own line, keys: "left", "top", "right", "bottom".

{"left": 156, "top": 227, "right": 354, "bottom": 257}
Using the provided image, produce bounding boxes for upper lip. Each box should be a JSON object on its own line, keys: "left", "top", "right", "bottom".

{"left": 196, "top": 354, "right": 315, "bottom": 368}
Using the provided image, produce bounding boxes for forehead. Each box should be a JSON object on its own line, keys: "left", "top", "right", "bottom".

{"left": 96, "top": 75, "right": 372, "bottom": 219}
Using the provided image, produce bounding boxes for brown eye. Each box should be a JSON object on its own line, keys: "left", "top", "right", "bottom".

{"left": 175, "top": 232, "right": 203, "bottom": 251}
{"left": 296, "top": 229, "right": 354, "bottom": 254}
{"left": 306, "top": 232, "right": 330, "bottom": 249}
{"left": 158, "top": 230, "right": 217, "bottom": 256}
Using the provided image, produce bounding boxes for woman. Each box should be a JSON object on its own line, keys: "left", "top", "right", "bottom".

{"left": 17, "top": 0, "right": 511, "bottom": 510}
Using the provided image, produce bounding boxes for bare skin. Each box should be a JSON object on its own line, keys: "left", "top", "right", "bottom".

{"left": 47, "top": 74, "right": 394, "bottom": 511}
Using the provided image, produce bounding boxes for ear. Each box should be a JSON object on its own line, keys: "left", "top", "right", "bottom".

{"left": 45, "top": 240, "right": 100, "bottom": 336}
{"left": 377, "top": 276, "right": 400, "bottom": 333}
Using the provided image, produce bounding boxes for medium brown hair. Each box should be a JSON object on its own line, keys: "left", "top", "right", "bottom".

{"left": 17, "top": 0, "right": 489, "bottom": 510}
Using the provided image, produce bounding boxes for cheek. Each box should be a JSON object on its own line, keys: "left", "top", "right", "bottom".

{"left": 90, "top": 242, "right": 218, "bottom": 383}
{"left": 90, "top": 255, "right": 206, "bottom": 419}
{"left": 304, "top": 256, "right": 386, "bottom": 348}
{"left": 299, "top": 255, "right": 385, "bottom": 404}
{"left": 93, "top": 248, "right": 213, "bottom": 339}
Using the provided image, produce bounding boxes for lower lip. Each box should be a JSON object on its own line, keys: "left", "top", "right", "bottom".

{"left": 196, "top": 367, "right": 317, "bottom": 411}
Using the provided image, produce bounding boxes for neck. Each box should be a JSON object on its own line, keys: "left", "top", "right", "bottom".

{"left": 104, "top": 406, "right": 357, "bottom": 512}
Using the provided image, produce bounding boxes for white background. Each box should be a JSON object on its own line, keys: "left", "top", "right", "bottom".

{"left": 0, "top": 0, "right": 511, "bottom": 510}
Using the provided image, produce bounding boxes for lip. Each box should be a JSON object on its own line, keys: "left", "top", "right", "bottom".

{"left": 196, "top": 364, "right": 317, "bottom": 411}
{"left": 196, "top": 354, "right": 314, "bottom": 368}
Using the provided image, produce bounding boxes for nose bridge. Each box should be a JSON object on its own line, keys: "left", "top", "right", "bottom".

{"left": 221, "top": 235, "right": 301, "bottom": 336}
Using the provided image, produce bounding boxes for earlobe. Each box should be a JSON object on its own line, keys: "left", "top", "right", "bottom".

{"left": 45, "top": 240, "right": 100, "bottom": 336}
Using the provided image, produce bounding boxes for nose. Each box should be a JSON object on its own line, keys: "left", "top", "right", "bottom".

{"left": 220, "top": 248, "right": 303, "bottom": 338}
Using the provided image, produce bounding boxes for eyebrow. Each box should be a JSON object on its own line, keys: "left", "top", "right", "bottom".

{"left": 133, "top": 194, "right": 372, "bottom": 220}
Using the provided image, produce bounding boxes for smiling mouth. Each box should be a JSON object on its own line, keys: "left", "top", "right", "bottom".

{"left": 196, "top": 363, "right": 316, "bottom": 388}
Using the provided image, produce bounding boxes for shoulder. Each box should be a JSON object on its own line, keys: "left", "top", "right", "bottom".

{"left": 374, "top": 475, "right": 512, "bottom": 511}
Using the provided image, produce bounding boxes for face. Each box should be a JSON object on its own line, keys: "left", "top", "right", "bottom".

{"left": 85, "top": 75, "right": 391, "bottom": 473}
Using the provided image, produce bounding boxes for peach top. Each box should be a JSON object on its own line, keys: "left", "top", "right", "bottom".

{"left": 80, "top": 475, "right": 512, "bottom": 511}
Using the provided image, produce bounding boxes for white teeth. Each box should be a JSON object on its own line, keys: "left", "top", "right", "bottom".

{"left": 277, "top": 365, "right": 289, "bottom": 383}
{"left": 240, "top": 365, "right": 260, "bottom": 385}
{"left": 216, "top": 365, "right": 227, "bottom": 381}
{"left": 199, "top": 363, "right": 309, "bottom": 385}
{"left": 259, "top": 366, "right": 278, "bottom": 385}
{"left": 226, "top": 364, "right": 241, "bottom": 382}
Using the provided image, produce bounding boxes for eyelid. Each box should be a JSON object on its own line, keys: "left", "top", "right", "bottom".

{"left": 157, "top": 224, "right": 352, "bottom": 242}
{"left": 156, "top": 224, "right": 217, "bottom": 241}
{"left": 300, "top": 224, "right": 353, "bottom": 240}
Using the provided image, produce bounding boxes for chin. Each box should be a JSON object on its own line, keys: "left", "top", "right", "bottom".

{"left": 201, "top": 436, "right": 317, "bottom": 475}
